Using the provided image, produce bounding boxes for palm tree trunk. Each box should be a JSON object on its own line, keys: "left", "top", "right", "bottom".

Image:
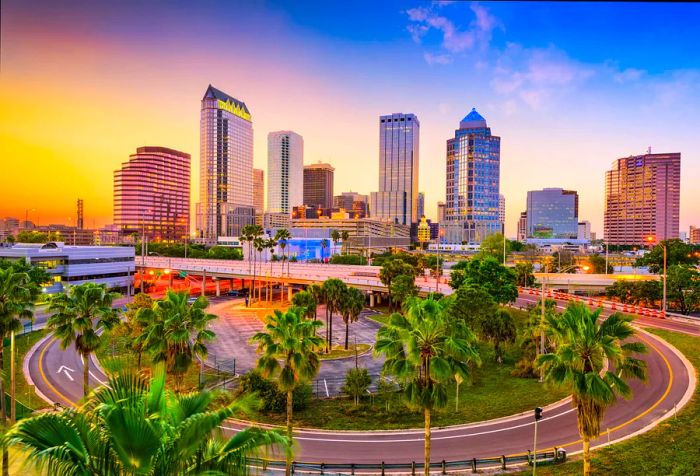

{"left": 583, "top": 437, "right": 591, "bottom": 476}
{"left": 10, "top": 331, "right": 15, "bottom": 424}
{"left": 424, "top": 407, "right": 431, "bottom": 476}
{"left": 345, "top": 321, "right": 349, "bottom": 350}
{"left": 329, "top": 307, "right": 333, "bottom": 351}
{"left": 325, "top": 306, "right": 329, "bottom": 353}
{"left": 0, "top": 362, "right": 7, "bottom": 476}
{"left": 286, "top": 389, "right": 293, "bottom": 476}
{"left": 82, "top": 353, "right": 90, "bottom": 397}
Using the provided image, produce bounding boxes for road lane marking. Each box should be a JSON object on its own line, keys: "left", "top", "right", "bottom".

{"left": 57, "top": 365, "right": 75, "bottom": 381}
{"left": 38, "top": 337, "right": 75, "bottom": 407}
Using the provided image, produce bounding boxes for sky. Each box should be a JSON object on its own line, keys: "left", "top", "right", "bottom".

{"left": 1, "top": 0, "right": 699, "bottom": 236}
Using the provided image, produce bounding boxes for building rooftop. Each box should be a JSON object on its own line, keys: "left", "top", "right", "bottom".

{"left": 459, "top": 108, "right": 487, "bottom": 129}
{"left": 203, "top": 84, "right": 250, "bottom": 115}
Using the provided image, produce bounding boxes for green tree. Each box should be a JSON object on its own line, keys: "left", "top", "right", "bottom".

{"left": 477, "top": 232, "right": 508, "bottom": 263}
{"left": 389, "top": 274, "right": 419, "bottom": 311}
{"left": 48, "top": 283, "right": 121, "bottom": 397}
{"left": 513, "top": 262, "right": 535, "bottom": 287}
{"left": 15, "top": 231, "right": 49, "bottom": 243}
{"left": 322, "top": 278, "right": 347, "bottom": 352}
{"left": 444, "top": 284, "right": 498, "bottom": 332}
{"left": 635, "top": 239, "right": 700, "bottom": 273}
{"left": 480, "top": 309, "right": 517, "bottom": 363}
{"left": 537, "top": 303, "right": 647, "bottom": 476}
{"left": 341, "top": 230, "right": 350, "bottom": 254}
{"left": 291, "top": 290, "right": 317, "bottom": 320}
{"left": 448, "top": 257, "right": 518, "bottom": 304}
{"left": 0, "top": 268, "right": 38, "bottom": 475}
{"left": 342, "top": 367, "right": 372, "bottom": 406}
{"left": 252, "top": 308, "right": 323, "bottom": 476}
{"left": 307, "top": 283, "right": 325, "bottom": 322}
{"left": 666, "top": 264, "right": 700, "bottom": 314}
{"left": 6, "top": 369, "right": 289, "bottom": 475}
{"left": 512, "top": 299, "right": 558, "bottom": 378}
{"left": 135, "top": 290, "right": 216, "bottom": 390}
{"left": 320, "top": 238, "right": 329, "bottom": 262}
{"left": 339, "top": 287, "right": 365, "bottom": 349}
{"left": 275, "top": 228, "right": 292, "bottom": 276}
{"left": 379, "top": 259, "right": 416, "bottom": 310}
{"left": 375, "top": 297, "right": 480, "bottom": 476}
{"left": 331, "top": 229, "right": 341, "bottom": 252}
{"left": 588, "top": 253, "right": 613, "bottom": 274}
{"left": 118, "top": 292, "right": 153, "bottom": 369}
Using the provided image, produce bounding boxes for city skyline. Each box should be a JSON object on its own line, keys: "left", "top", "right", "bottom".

{"left": 1, "top": 1, "right": 699, "bottom": 236}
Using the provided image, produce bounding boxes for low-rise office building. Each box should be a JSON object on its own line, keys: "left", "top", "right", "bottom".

{"left": 288, "top": 217, "right": 410, "bottom": 252}
{"left": 0, "top": 242, "right": 135, "bottom": 294}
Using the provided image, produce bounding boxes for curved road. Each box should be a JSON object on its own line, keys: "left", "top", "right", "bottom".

{"left": 25, "top": 292, "right": 698, "bottom": 466}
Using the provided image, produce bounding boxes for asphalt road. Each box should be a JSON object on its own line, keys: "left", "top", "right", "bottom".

{"left": 25, "top": 291, "right": 698, "bottom": 467}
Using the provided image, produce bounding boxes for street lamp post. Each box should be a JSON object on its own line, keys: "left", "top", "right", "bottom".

{"left": 604, "top": 241, "right": 609, "bottom": 274}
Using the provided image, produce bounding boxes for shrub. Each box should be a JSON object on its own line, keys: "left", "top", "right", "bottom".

{"left": 342, "top": 367, "right": 372, "bottom": 405}
{"left": 239, "top": 370, "right": 312, "bottom": 412}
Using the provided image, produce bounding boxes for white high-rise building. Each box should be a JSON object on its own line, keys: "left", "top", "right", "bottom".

{"left": 196, "top": 85, "right": 255, "bottom": 240}
{"left": 370, "top": 113, "right": 419, "bottom": 226}
{"left": 499, "top": 194, "right": 506, "bottom": 233}
{"left": 267, "top": 131, "right": 303, "bottom": 215}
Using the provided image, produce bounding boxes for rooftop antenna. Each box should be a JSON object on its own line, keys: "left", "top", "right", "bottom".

{"left": 647, "top": 146, "right": 652, "bottom": 154}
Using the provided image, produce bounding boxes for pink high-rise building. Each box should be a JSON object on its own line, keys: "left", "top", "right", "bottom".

{"left": 114, "top": 146, "right": 190, "bottom": 242}
{"left": 604, "top": 152, "right": 680, "bottom": 245}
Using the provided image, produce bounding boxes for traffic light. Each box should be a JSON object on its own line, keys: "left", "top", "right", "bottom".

{"left": 534, "top": 407, "right": 543, "bottom": 421}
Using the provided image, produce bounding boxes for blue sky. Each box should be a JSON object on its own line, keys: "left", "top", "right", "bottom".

{"left": 2, "top": 1, "right": 699, "bottom": 233}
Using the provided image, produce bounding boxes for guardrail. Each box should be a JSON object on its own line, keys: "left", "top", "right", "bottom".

{"left": 247, "top": 448, "right": 567, "bottom": 474}
{"left": 519, "top": 287, "right": 667, "bottom": 319}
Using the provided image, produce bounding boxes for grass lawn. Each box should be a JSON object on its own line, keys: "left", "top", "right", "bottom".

{"left": 96, "top": 331, "right": 234, "bottom": 393}
{"left": 319, "top": 343, "right": 371, "bottom": 361}
{"left": 513, "top": 328, "right": 699, "bottom": 476}
{"left": 243, "top": 340, "right": 569, "bottom": 430}
{"left": 2, "top": 330, "right": 50, "bottom": 411}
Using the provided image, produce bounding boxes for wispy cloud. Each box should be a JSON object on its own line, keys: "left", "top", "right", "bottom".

{"left": 424, "top": 52, "right": 453, "bottom": 65}
{"left": 406, "top": 2, "right": 499, "bottom": 56}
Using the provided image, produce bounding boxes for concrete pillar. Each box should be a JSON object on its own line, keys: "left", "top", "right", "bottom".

{"left": 201, "top": 271, "right": 206, "bottom": 296}
{"left": 215, "top": 279, "right": 221, "bottom": 297}
{"left": 288, "top": 286, "right": 293, "bottom": 301}
{"left": 369, "top": 293, "right": 375, "bottom": 308}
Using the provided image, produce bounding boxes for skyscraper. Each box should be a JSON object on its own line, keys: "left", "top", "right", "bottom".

{"left": 526, "top": 188, "right": 579, "bottom": 239}
{"left": 437, "top": 201, "right": 445, "bottom": 224}
{"left": 517, "top": 211, "right": 527, "bottom": 241}
{"left": 76, "top": 199, "right": 84, "bottom": 230}
{"left": 417, "top": 192, "right": 425, "bottom": 219}
{"left": 604, "top": 152, "right": 681, "bottom": 245}
{"left": 444, "top": 108, "right": 500, "bottom": 244}
{"left": 370, "top": 113, "right": 419, "bottom": 226}
{"left": 333, "top": 192, "right": 368, "bottom": 218}
{"left": 303, "top": 162, "right": 334, "bottom": 209}
{"left": 253, "top": 168, "right": 264, "bottom": 225}
{"left": 196, "top": 85, "right": 254, "bottom": 240}
{"left": 114, "top": 146, "right": 190, "bottom": 241}
{"left": 267, "top": 131, "right": 303, "bottom": 214}
{"left": 499, "top": 194, "right": 506, "bottom": 232}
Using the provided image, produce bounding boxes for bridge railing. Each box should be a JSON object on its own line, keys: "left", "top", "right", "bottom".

{"left": 246, "top": 448, "right": 567, "bottom": 474}
{"left": 519, "top": 287, "right": 668, "bottom": 319}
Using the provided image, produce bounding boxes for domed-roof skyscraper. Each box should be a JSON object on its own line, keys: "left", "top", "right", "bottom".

{"left": 443, "top": 107, "right": 502, "bottom": 244}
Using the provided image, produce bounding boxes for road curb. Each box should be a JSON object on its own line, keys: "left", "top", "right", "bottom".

{"left": 23, "top": 332, "right": 57, "bottom": 406}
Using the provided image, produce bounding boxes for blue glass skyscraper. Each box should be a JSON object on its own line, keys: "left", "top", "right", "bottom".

{"left": 444, "top": 108, "right": 501, "bottom": 244}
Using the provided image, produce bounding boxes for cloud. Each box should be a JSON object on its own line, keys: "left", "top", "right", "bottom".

{"left": 491, "top": 44, "right": 595, "bottom": 109}
{"left": 424, "top": 52, "right": 453, "bottom": 65}
{"left": 613, "top": 67, "right": 645, "bottom": 83}
{"left": 406, "top": 2, "right": 499, "bottom": 60}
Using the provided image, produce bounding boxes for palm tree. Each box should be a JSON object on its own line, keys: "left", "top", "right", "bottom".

{"left": 0, "top": 268, "right": 37, "bottom": 476}
{"left": 341, "top": 230, "right": 350, "bottom": 254}
{"left": 375, "top": 297, "right": 480, "bottom": 476}
{"left": 307, "top": 283, "right": 325, "bottom": 323}
{"left": 253, "top": 236, "right": 266, "bottom": 302}
{"left": 47, "top": 283, "right": 121, "bottom": 397}
{"left": 320, "top": 238, "right": 329, "bottom": 263}
{"left": 537, "top": 302, "right": 648, "bottom": 476}
{"left": 136, "top": 290, "right": 216, "bottom": 391}
{"left": 291, "top": 290, "right": 317, "bottom": 320}
{"left": 339, "top": 287, "right": 365, "bottom": 349}
{"left": 275, "top": 228, "right": 292, "bottom": 276}
{"left": 252, "top": 308, "right": 323, "bottom": 476}
{"left": 322, "top": 278, "right": 346, "bottom": 352}
{"left": 331, "top": 230, "right": 341, "bottom": 253}
{"left": 6, "top": 369, "right": 290, "bottom": 475}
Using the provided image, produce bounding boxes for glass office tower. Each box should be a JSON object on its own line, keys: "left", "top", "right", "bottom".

{"left": 370, "top": 113, "right": 419, "bottom": 226}
{"left": 196, "top": 85, "right": 255, "bottom": 240}
{"left": 526, "top": 188, "right": 579, "bottom": 239}
{"left": 268, "top": 131, "right": 304, "bottom": 214}
{"left": 444, "top": 108, "right": 501, "bottom": 244}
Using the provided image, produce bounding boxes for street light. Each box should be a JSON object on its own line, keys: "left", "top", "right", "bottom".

{"left": 646, "top": 236, "right": 667, "bottom": 314}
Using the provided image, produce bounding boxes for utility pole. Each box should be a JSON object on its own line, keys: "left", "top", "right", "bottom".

{"left": 605, "top": 241, "right": 609, "bottom": 274}
{"left": 662, "top": 243, "right": 667, "bottom": 314}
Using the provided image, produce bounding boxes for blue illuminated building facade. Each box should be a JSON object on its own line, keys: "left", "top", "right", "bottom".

{"left": 526, "top": 188, "right": 579, "bottom": 239}
{"left": 443, "top": 108, "right": 501, "bottom": 244}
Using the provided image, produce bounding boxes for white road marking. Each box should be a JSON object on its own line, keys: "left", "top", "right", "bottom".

{"left": 57, "top": 365, "right": 75, "bottom": 381}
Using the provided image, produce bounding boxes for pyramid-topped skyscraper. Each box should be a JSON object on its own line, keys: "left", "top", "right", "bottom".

{"left": 443, "top": 108, "right": 501, "bottom": 244}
